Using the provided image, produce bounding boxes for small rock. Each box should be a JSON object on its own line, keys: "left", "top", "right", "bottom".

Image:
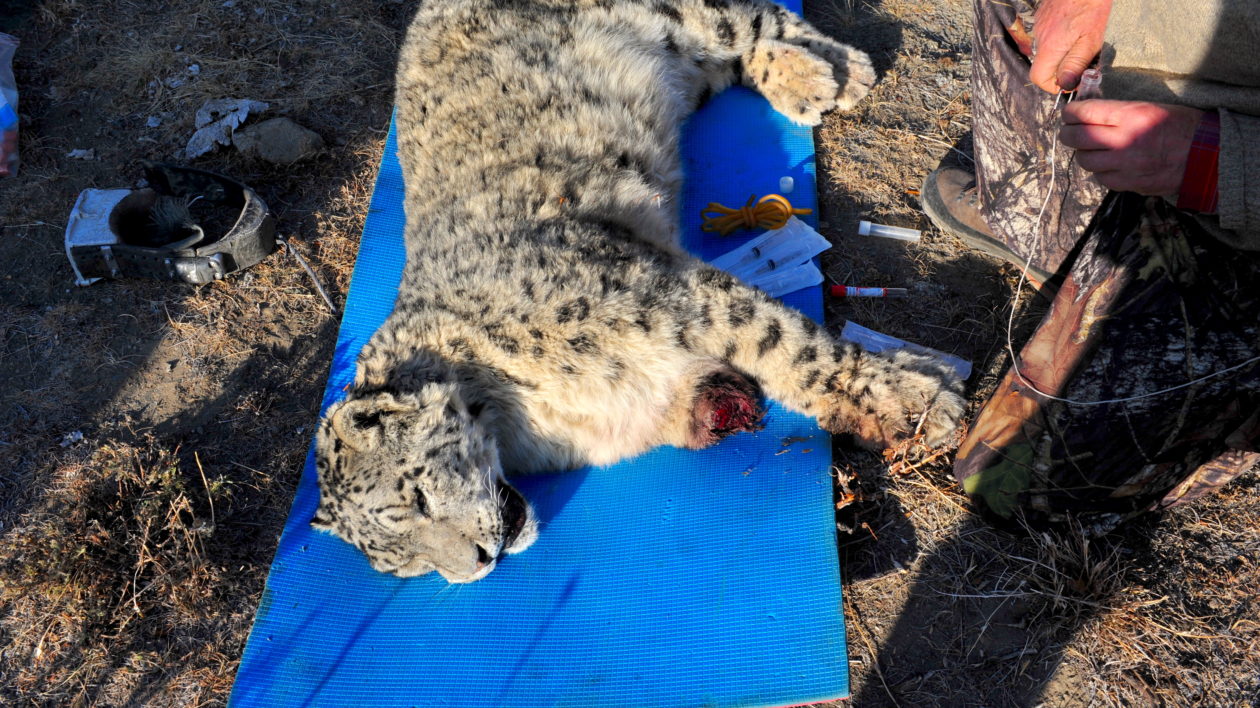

{"left": 146, "top": 115, "right": 162, "bottom": 128}
{"left": 59, "top": 430, "right": 84, "bottom": 447}
{"left": 187, "top": 64, "right": 201, "bottom": 76}
{"left": 233, "top": 117, "right": 324, "bottom": 165}
{"left": 66, "top": 148, "right": 95, "bottom": 160}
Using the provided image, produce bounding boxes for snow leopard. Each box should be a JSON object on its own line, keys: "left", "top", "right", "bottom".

{"left": 311, "top": 0, "right": 965, "bottom": 583}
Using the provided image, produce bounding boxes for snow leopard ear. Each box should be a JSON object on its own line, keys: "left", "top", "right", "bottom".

{"left": 327, "top": 394, "right": 414, "bottom": 452}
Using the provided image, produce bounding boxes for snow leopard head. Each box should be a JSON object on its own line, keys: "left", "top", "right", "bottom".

{"left": 311, "top": 384, "right": 537, "bottom": 582}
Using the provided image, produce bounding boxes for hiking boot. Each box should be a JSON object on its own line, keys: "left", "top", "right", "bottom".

{"left": 920, "top": 166, "right": 1052, "bottom": 285}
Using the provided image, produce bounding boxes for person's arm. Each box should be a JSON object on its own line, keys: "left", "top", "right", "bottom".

{"left": 1061, "top": 102, "right": 1260, "bottom": 246}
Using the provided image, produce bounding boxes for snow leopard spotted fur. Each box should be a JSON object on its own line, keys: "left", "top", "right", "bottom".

{"left": 312, "top": 0, "right": 965, "bottom": 582}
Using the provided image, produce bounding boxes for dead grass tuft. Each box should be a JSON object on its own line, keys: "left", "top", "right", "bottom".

{"left": 0, "top": 439, "right": 233, "bottom": 705}
{"left": 1062, "top": 479, "right": 1260, "bottom": 703}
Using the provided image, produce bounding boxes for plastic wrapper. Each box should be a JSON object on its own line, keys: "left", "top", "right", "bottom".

{"left": 0, "top": 33, "right": 18, "bottom": 178}
{"left": 748, "top": 261, "right": 823, "bottom": 298}
{"left": 841, "top": 321, "right": 972, "bottom": 380}
{"left": 709, "top": 216, "right": 832, "bottom": 297}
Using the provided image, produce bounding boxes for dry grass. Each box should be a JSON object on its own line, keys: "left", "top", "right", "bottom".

{"left": 0, "top": 0, "right": 1257, "bottom": 706}
{"left": 2, "top": 443, "right": 217, "bottom": 703}
{"left": 836, "top": 461, "right": 1260, "bottom": 706}
{"left": 0, "top": 1, "right": 400, "bottom": 704}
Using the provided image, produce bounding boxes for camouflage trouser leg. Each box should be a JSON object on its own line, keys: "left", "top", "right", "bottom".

{"left": 955, "top": 0, "right": 1260, "bottom": 533}
{"left": 970, "top": 0, "right": 1108, "bottom": 278}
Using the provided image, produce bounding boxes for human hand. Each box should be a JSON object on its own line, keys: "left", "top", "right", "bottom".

{"left": 1060, "top": 99, "right": 1205, "bottom": 196}
{"left": 1030, "top": 0, "right": 1113, "bottom": 93}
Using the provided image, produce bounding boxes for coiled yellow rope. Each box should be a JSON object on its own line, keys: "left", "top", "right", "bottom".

{"left": 699, "top": 194, "right": 812, "bottom": 235}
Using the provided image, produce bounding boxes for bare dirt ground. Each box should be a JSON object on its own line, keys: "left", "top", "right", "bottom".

{"left": 1, "top": 0, "right": 1257, "bottom": 706}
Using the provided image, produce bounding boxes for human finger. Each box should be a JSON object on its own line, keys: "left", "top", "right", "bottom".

{"left": 1028, "top": 0, "right": 1112, "bottom": 93}
{"left": 1059, "top": 122, "right": 1126, "bottom": 151}
{"left": 1053, "top": 37, "right": 1097, "bottom": 91}
{"left": 1077, "top": 150, "right": 1186, "bottom": 196}
{"left": 1073, "top": 146, "right": 1168, "bottom": 176}
{"left": 1074, "top": 149, "right": 1127, "bottom": 174}
{"left": 1061, "top": 99, "right": 1130, "bottom": 126}
{"left": 1088, "top": 169, "right": 1173, "bottom": 196}
{"left": 1029, "top": 39, "right": 1071, "bottom": 93}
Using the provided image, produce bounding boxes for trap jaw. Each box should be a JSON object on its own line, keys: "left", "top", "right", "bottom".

{"left": 65, "top": 162, "right": 276, "bottom": 286}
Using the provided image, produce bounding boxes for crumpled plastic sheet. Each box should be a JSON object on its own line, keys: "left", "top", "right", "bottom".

{"left": 185, "top": 97, "right": 269, "bottom": 159}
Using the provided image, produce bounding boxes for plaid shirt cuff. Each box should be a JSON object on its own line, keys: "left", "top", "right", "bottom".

{"left": 1176, "top": 110, "right": 1221, "bottom": 213}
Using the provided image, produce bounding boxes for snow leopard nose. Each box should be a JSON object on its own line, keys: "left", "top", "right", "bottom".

{"left": 475, "top": 544, "right": 494, "bottom": 569}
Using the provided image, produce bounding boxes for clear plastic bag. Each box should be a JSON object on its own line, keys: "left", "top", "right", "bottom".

{"left": 0, "top": 33, "right": 19, "bottom": 178}
{"left": 708, "top": 216, "right": 831, "bottom": 297}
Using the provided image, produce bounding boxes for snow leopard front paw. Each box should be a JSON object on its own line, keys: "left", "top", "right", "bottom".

{"left": 745, "top": 41, "right": 841, "bottom": 126}
{"left": 817, "top": 349, "right": 965, "bottom": 450}
{"left": 793, "top": 36, "right": 876, "bottom": 112}
{"left": 746, "top": 38, "right": 875, "bottom": 124}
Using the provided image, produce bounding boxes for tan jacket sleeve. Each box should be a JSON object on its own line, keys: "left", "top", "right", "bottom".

{"left": 1217, "top": 108, "right": 1260, "bottom": 249}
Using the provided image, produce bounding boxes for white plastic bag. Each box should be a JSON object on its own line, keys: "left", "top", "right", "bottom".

{"left": 0, "top": 33, "right": 18, "bottom": 178}
{"left": 185, "top": 98, "right": 269, "bottom": 159}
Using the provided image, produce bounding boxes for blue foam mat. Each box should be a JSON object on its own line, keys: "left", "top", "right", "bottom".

{"left": 231, "top": 32, "right": 848, "bottom": 708}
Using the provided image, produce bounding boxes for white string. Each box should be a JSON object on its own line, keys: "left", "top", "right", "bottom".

{"left": 1003, "top": 91, "right": 1260, "bottom": 407}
